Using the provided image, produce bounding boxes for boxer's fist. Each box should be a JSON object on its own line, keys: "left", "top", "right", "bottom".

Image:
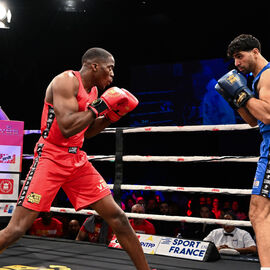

{"left": 105, "top": 89, "right": 139, "bottom": 122}
{"left": 88, "top": 87, "right": 128, "bottom": 118}
{"left": 215, "top": 69, "right": 254, "bottom": 109}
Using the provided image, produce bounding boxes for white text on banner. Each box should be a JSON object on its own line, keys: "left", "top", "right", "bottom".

{"left": 156, "top": 237, "right": 210, "bottom": 261}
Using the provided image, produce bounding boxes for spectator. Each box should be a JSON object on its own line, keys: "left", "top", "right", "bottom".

{"left": 159, "top": 201, "right": 169, "bottom": 215}
{"left": 206, "top": 196, "right": 212, "bottom": 206}
{"left": 186, "top": 199, "right": 192, "bottom": 217}
{"left": 129, "top": 204, "right": 156, "bottom": 235}
{"left": 231, "top": 200, "right": 247, "bottom": 221}
{"left": 183, "top": 204, "right": 218, "bottom": 240}
{"left": 124, "top": 196, "right": 135, "bottom": 212}
{"left": 168, "top": 201, "right": 185, "bottom": 238}
{"left": 28, "top": 212, "right": 63, "bottom": 238}
{"left": 76, "top": 215, "right": 112, "bottom": 245}
{"left": 145, "top": 197, "right": 159, "bottom": 214}
{"left": 155, "top": 201, "right": 171, "bottom": 237}
{"left": 64, "top": 219, "right": 80, "bottom": 240}
{"left": 199, "top": 196, "right": 206, "bottom": 205}
{"left": 203, "top": 212, "right": 257, "bottom": 254}
{"left": 222, "top": 200, "right": 231, "bottom": 212}
{"left": 212, "top": 197, "right": 222, "bottom": 219}
{"left": 136, "top": 196, "right": 146, "bottom": 207}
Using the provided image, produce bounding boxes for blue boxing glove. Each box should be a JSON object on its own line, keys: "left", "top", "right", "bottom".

{"left": 215, "top": 69, "right": 254, "bottom": 109}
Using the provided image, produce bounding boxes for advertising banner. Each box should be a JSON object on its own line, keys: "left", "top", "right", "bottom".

{"left": 109, "top": 233, "right": 161, "bottom": 255}
{"left": 0, "top": 120, "right": 24, "bottom": 173}
{"left": 155, "top": 237, "right": 210, "bottom": 261}
{"left": 0, "top": 173, "right": 20, "bottom": 200}
{"left": 0, "top": 202, "right": 16, "bottom": 216}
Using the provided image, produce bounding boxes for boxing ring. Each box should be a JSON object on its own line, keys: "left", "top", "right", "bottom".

{"left": 0, "top": 124, "right": 262, "bottom": 269}
{"left": 0, "top": 235, "right": 259, "bottom": 270}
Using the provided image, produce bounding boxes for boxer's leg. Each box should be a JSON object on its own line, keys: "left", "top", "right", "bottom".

{"left": 91, "top": 194, "right": 150, "bottom": 270}
{"left": 0, "top": 206, "right": 39, "bottom": 253}
{"left": 250, "top": 151, "right": 270, "bottom": 267}
{"left": 64, "top": 160, "right": 150, "bottom": 270}
{"left": 249, "top": 195, "right": 270, "bottom": 267}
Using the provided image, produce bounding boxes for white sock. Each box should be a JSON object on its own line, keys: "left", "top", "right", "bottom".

{"left": 261, "top": 268, "right": 270, "bottom": 269}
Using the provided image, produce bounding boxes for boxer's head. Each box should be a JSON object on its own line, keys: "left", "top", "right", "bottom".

{"left": 222, "top": 212, "right": 237, "bottom": 233}
{"left": 81, "top": 47, "right": 115, "bottom": 90}
{"left": 227, "top": 34, "right": 261, "bottom": 74}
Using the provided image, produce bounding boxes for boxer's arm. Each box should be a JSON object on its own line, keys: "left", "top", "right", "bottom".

{"left": 243, "top": 70, "right": 270, "bottom": 125}
{"left": 237, "top": 107, "right": 258, "bottom": 127}
{"left": 52, "top": 74, "right": 96, "bottom": 138}
{"left": 84, "top": 116, "right": 111, "bottom": 139}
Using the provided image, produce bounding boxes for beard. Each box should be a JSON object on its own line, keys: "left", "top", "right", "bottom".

{"left": 237, "top": 59, "right": 255, "bottom": 75}
{"left": 237, "top": 66, "right": 250, "bottom": 74}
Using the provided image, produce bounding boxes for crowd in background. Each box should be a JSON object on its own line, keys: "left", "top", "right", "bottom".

{"left": 25, "top": 190, "right": 253, "bottom": 246}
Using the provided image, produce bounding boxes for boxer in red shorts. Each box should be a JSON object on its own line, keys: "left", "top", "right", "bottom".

{"left": 0, "top": 48, "right": 151, "bottom": 270}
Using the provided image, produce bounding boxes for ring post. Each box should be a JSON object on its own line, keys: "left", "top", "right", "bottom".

{"left": 113, "top": 128, "right": 123, "bottom": 207}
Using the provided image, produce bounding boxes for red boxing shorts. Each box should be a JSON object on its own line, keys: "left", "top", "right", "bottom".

{"left": 17, "top": 137, "right": 111, "bottom": 212}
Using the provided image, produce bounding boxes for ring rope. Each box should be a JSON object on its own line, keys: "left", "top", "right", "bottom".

{"left": 22, "top": 154, "right": 259, "bottom": 163}
{"left": 106, "top": 184, "right": 251, "bottom": 195}
{"left": 22, "top": 124, "right": 256, "bottom": 229}
{"left": 50, "top": 207, "right": 252, "bottom": 227}
{"left": 19, "top": 180, "right": 251, "bottom": 196}
{"left": 23, "top": 123, "right": 257, "bottom": 135}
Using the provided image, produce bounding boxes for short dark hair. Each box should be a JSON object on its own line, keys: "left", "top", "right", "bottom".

{"left": 81, "top": 47, "right": 112, "bottom": 64}
{"left": 227, "top": 34, "right": 261, "bottom": 58}
{"left": 223, "top": 210, "right": 237, "bottom": 220}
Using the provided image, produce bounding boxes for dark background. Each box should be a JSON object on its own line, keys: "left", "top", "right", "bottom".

{"left": 1, "top": 0, "right": 269, "bottom": 128}
{"left": 0, "top": 0, "right": 267, "bottom": 199}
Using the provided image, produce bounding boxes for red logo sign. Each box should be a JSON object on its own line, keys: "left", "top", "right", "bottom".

{"left": 0, "top": 179, "right": 14, "bottom": 194}
{"left": 0, "top": 154, "right": 16, "bottom": 164}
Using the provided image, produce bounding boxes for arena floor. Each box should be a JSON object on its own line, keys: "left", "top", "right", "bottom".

{"left": 0, "top": 236, "right": 260, "bottom": 270}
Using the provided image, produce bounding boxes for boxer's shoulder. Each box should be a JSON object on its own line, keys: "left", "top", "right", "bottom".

{"left": 51, "top": 71, "right": 79, "bottom": 96}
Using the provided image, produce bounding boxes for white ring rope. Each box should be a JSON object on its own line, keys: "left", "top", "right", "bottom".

{"left": 19, "top": 181, "right": 251, "bottom": 196}
{"left": 50, "top": 207, "right": 252, "bottom": 227}
{"left": 22, "top": 124, "right": 256, "bottom": 229}
{"left": 107, "top": 184, "right": 252, "bottom": 195}
{"left": 23, "top": 123, "right": 257, "bottom": 135}
{"left": 118, "top": 124, "right": 258, "bottom": 134}
{"left": 22, "top": 154, "right": 259, "bottom": 163}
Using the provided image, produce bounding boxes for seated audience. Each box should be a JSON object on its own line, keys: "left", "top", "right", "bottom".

{"left": 76, "top": 215, "right": 112, "bottom": 244}
{"left": 136, "top": 196, "right": 146, "bottom": 207}
{"left": 145, "top": 197, "right": 159, "bottom": 214}
{"left": 231, "top": 200, "right": 247, "bottom": 220}
{"left": 212, "top": 197, "right": 222, "bottom": 219}
{"left": 203, "top": 212, "right": 257, "bottom": 254}
{"left": 64, "top": 219, "right": 80, "bottom": 240}
{"left": 28, "top": 212, "right": 63, "bottom": 238}
{"left": 155, "top": 201, "right": 171, "bottom": 237}
{"left": 183, "top": 204, "right": 218, "bottom": 240}
{"left": 124, "top": 195, "right": 135, "bottom": 212}
{"left": 129, "top": 204, "right": 156, "bottom": 235}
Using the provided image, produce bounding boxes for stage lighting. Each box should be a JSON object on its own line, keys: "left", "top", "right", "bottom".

{"left": 0, "top": 2, "right": 11, "bottom": 29}
{"left": 59, "top": 0, "right": 86, "bottom": 13}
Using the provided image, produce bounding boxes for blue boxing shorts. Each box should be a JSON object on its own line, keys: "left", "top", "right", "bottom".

{"left": 252, "top": 133, "right": 270, "bottom": 198}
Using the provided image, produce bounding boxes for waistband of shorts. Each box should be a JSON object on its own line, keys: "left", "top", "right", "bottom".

{"left": 38, "top": 137, "right": 81, "bottom": 154}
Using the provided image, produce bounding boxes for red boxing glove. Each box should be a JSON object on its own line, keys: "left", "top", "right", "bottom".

{"left": 88, "top": 87, "right": 128, "bottom": 118}
{"left": 105, "top": 89, "right": 139, "bottom": 123}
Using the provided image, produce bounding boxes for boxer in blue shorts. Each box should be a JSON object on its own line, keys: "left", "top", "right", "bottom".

{"left": 215, "top": 34, "right": 270, "bottom": 269}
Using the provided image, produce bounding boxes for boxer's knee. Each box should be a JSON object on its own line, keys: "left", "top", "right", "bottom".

{"left": 5, "top": 223, "right": 26, "bottom": 241}
{"left": 0, "top": 225, "right": 24, "bottom": 251}
{"left": 109, "top": 208, "right": 130, "bottom": 233}
{"left": 249, "top": 195, "right": 270, "bottom": 226}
